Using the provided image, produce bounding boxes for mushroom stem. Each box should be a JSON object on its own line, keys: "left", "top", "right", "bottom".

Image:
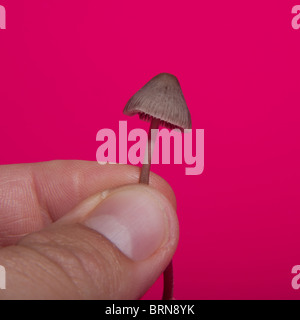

{"left": 139, "top": 117, "right": 160, "bottom": 184}
{"left": 139, "top": 117, "right": 174, "bottom": 300}
{"left": 163, "top": 261, "right": 174, "bottom": 300}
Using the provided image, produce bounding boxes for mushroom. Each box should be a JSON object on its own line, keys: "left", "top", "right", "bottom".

{"left": 124, "top": 73, "right": 192, "bottom": 183}
{"left": 123, "top": 73, "right": 192, "bottom": 300}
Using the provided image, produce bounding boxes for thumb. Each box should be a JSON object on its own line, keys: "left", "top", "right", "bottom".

{"left": 0, "top": 184, "right": 179, "bottom": 300}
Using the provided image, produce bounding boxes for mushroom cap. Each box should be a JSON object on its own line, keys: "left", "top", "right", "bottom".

{"left": 123, "top": 73, "right": 192, "bottom": 129}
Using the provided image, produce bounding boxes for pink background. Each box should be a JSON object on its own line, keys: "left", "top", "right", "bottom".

{"left": 1, "top": 0, "right": 300, "bottom": 299}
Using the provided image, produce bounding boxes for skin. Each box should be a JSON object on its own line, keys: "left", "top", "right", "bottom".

{"left": 0, "top": 160, "right": 179, "bottom": 300}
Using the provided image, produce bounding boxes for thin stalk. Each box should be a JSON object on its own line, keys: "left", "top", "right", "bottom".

{"left": 162, "top": 261, "right": 173, "bottom": 300}
{"left": 139, "top": 117, "right": 160, "bottom": 184}
{"left": 139, "top": 117, "right": 174, "bottom": 300}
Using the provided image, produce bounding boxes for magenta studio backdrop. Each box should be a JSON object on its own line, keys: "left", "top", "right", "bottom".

{"left": 1, "top": 1, "right": 300, "bottom": 299}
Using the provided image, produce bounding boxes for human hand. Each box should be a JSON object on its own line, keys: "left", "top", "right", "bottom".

{"left": 0, "top": 161, "right": 178, "bottom": 300}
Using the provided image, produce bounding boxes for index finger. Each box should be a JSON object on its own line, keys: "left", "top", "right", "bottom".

{"left": 0, "top": 160, "right": 176, "bottom": 246}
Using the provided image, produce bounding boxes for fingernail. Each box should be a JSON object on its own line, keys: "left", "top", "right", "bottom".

{"left": 83, "top": 187, "right": 170, "bottom": 261}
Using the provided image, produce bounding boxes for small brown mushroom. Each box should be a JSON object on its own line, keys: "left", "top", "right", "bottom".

{"left": 124, "top": 73, "right": 192, "bottom": 184}
{"left": 123, "top": 73, "right": 192, "bottom": 300}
